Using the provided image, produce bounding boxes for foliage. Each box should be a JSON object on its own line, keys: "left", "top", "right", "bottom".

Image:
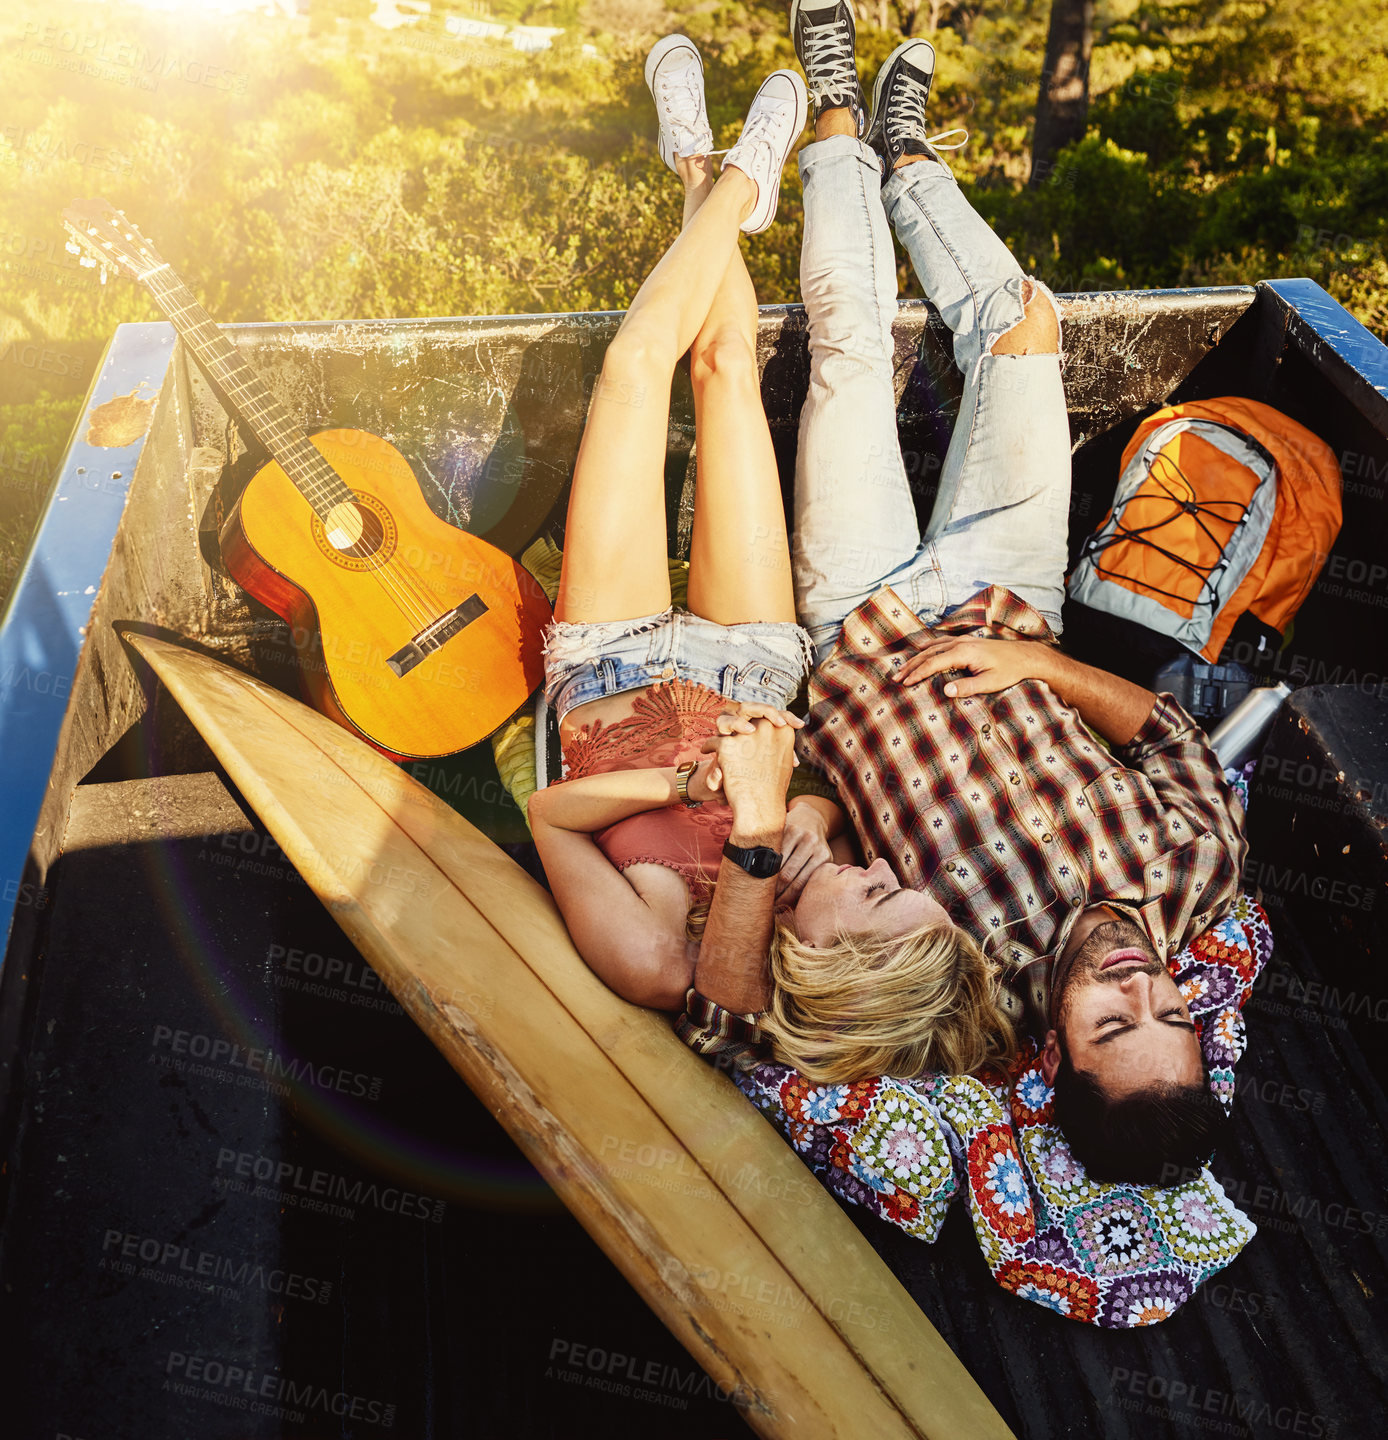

{"left": 0, "top": 0, "right": 1385, "bottom": 600}
{"left": 0, "top": 390, "right": 81, "bottom": 598}
{"left": 983, "top": 0, "right": 1388, "bottom": 319}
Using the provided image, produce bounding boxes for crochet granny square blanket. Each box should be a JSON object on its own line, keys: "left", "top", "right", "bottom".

{"left": 733, "top": 890, "right": 1271, "bottom": 1327}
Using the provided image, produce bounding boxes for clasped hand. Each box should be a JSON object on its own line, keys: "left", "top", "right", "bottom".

{"left": 686, "top": 706, "right": 831, "bottom": 900}
{"left": 686, "top": 702, "right": 801, "bottom": 806}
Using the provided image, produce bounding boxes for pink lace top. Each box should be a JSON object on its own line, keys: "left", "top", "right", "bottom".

{"left": 561, "top": 681, "right": 733, "bottom": 902}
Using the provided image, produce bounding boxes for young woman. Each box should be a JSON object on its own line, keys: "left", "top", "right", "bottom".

{"left": 679, "top": 11, "right": 1047, "bottom": 1086}
{"left": 529, "top": 39, "right": 832, "bottom": 1011}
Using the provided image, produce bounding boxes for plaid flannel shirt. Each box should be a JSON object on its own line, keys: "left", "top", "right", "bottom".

{"left": 677, "top": 583, "right": 1248, "bottom": 1059}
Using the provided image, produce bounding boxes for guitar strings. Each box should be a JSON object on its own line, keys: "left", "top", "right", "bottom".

{"left": 149, "top": 275, "right": 447, "bottom": 633}
{"left": 88, "top": 232, "right": 469, "bottom": 648}
{"left": 210, "top": 359, "right": 447, "bottom": 631}
{"left": 146, "top": 274, "right": 427, "bottom": 620}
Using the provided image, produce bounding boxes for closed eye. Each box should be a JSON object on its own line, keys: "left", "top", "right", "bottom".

{"left": 866, "top": 883, "right": 887, "bottom": 899}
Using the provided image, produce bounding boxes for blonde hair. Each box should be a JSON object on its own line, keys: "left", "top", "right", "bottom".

{"left": 760, "top": 915, "right": 1017, "bottom": 1083}
{"left": 686, "top": 897, "right": 711, "bottom": 944}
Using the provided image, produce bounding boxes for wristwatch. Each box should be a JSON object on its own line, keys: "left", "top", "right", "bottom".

{"left": 721, "top": 839, "right": 784, "bottom": 880}
{"left": 675, "top": 760, "right": 702, "bottom": 808}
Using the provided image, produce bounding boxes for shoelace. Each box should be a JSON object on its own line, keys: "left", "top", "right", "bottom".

{"left": 802, "top": 16, "right": 857, "bottom": 101}
{"left": 886, "top": 70, "right": 932, "bottom": 137}
{"left": 723, "top": 97, "right": 793, "bottom": 173}
{"left": 887, "top": 70, "right": 969, "bottom": 152}
{"left": 923, "top": 127, "right": 969, "bottom": 151}
{"left": 657, "top": 65, "right": 711, "bottom": 150}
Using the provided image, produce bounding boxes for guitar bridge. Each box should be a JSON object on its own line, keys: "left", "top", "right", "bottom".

{"left": 386, "top": 594, "right": 489, "bottom": 677}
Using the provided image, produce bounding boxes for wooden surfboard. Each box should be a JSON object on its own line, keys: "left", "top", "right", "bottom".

{"left": 125, "top": 632, "right": 1013, "bottom": 1440}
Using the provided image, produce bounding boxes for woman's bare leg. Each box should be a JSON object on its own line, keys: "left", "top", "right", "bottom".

{"left": 555, "top": 164, "right": 757, "bottom": 623}
{"left": 683, "top": 169, "right": 797, "bottom": 625}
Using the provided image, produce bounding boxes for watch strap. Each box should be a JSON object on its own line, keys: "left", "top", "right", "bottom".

{"left": 675, "top": 760, "right": 701, "bottom": 807}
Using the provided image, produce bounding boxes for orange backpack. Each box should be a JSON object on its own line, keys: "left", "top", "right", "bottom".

{"left": 1066, "top": 397, "right": 1343, "bottom": 661}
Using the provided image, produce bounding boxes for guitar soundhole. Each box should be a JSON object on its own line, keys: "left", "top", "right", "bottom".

{"left": 311, "top": 493, "right": 397, "bottom": 572}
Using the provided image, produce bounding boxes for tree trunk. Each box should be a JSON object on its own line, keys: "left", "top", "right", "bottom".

{"left": 1029, "top": 0, "right": 1094, "bottom": 187}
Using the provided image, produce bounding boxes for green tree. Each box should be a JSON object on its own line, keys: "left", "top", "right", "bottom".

{"left": 0, "top": 0, "right": 1384, "bottom": 603}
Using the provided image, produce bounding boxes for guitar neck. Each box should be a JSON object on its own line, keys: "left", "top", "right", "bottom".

{"left": 141, "top": 266, "right": 353, "bottom": 518}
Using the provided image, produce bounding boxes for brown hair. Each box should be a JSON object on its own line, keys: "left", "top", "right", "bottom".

{"left": 1052, "top": 1050, "right": 1230, "bottom": 1186}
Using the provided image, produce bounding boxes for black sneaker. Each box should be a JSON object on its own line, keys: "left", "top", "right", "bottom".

{"left": 866, "top": 38, "right": 938, "bottom": 174}
{"left": 790, "top": 0, "right": 866, "bottom": 137}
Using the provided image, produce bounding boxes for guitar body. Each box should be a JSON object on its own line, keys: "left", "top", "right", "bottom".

{"left": 221, "top": 428, "right": 551, "bottom": 761}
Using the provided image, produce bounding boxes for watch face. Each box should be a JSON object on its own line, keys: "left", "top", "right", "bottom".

{"left": 748, "top": 849, "right": 782, "bottom": 879}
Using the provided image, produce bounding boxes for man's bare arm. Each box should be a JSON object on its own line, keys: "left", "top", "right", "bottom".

{"left": 1040, "top": 650, "right": 1157, "bottom": 747}
{"left": 690, "top": 720, "right": 796, "bottom": 1014}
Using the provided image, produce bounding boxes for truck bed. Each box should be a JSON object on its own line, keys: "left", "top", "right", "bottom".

{"left": 2, "top": 280, "right": 1385, "bottom": 1437}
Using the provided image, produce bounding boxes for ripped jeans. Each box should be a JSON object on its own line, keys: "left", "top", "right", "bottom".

{"left": 793, "top": 135, "right": 1073, "bottom": 658}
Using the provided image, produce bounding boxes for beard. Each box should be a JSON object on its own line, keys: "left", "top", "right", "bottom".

{"left": 1052, "top": 914, "right": 1163, "bottom": 1020}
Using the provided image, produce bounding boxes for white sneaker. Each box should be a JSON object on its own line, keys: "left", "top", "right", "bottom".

{"left": 645, "top": 34, "right": 714, "bottom": 172}
{"left": 721, "top": 70, "right": 808, "bottom": 234}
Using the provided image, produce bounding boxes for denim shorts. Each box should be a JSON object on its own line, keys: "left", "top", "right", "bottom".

{"left": 543, "top": 607, "right": 815, "bottom": 724}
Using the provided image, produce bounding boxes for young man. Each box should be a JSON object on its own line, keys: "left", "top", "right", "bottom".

{"left": 680, "top": 3, "right": 1246, "bottom": 1186}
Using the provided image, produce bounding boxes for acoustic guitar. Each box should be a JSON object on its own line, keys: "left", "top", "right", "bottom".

{"left": 61, "top": 197, "right": 552, "bottom": 762}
